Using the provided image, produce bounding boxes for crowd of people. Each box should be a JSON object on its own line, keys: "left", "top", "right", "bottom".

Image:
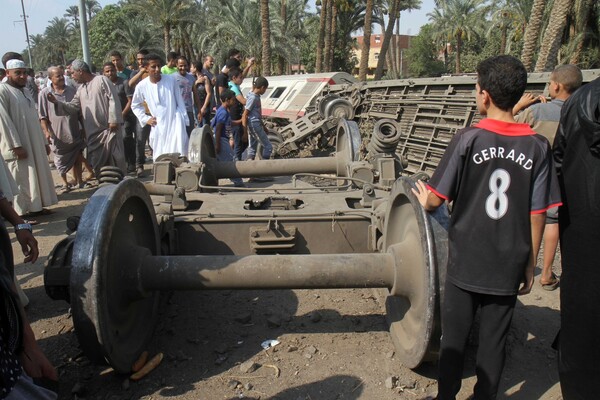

{"left": 0, "top": 50, "right": 598, "bottom": 400}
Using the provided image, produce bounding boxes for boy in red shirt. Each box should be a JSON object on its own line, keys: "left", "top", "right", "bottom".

{"left": 412, "top": 55, "right": 561, "bottom": 400}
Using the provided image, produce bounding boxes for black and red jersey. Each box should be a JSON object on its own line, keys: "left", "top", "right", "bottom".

{"left": 428, "top": 118, "right": 562, "bottom": 295}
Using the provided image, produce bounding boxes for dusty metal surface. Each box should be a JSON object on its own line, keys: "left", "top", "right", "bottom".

{"left": 45, "top": 117, "right": 449, "bottom": 374}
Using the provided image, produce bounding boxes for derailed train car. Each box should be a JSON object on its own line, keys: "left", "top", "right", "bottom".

{"left": 255, "top": 70, "right": 600, "bottom": 174}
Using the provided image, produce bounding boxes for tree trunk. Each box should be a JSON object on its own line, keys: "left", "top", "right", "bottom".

{"left": 260, "top": 0, "right": 272, "bottom": 76}
{"left": 323, "top": 0, "right": 333, "bottom": 71}
{"left": 455, "top": 33, "right": 462, "bottom": 74}
{"left": 535, "top": 0, "right": 573, "bottom": 72}
{"left": 500, "top": 25, "right": 507, "bottom": 54}
{"left": 278, "top": 0, "right": 287, "bottom": 75}
{"left": 569, "top": 0, "right": 592, "bottom": 64}
{"left": 374, "top": 0, "right": 400, "bottom": 80}
{"left": 359, "top": 0, "right": 374, "bottom": 81}
{"left": 329, "top": 3, "right": 337, "bottom": 70}
{"left": 315, "top": 0, "right": 328, "bottom": 73}
{"left": 521, "top": 0, "right": 546, "bottom": 71}
{"left": 395, "top": 16, "right": 401, "bottom": 77}
{"left": 164, "top": 26, "right": 171, "bottom": 58}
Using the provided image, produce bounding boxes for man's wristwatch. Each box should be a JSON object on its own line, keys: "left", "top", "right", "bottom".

{"left": 15, "top": 223, "right": 32, "bottom": 232}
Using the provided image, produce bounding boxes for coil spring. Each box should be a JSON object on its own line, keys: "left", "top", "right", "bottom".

{"left": 367, "top": 119, "right": 402, "bottom": 155}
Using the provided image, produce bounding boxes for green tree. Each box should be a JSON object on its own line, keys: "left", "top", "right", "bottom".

{"left": 427, "top": 0, "right": 489, "bottom": 74}
{"left": 126, "top": 0, "right": 194, "bottom": 57}
{"left": 45, "top": 17, "right": 73, "bottom": 65}
{"left": 406, "top": 24, "right": 446, "bottom": 77}
{"left": 315, "top": 0, "right": 328, "bottom": 72}
{"left": 260, "top": 0, "right": 272, "bottom": 76}
{"left": 84, "top": 0, "right": 102, "bottom": 21}
{"left": 64, "top": 5, "right": 80, "bottom": 29}
{"left": 114, "top": 20, "right": 163, "bottom": 64}
{"left": 88, "top": 4, "right": 130, "bottom": 66}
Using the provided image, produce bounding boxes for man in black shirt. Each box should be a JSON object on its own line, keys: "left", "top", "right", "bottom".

{"left": 553, "top": 77, "right": 600, "bottom": 400}
{"left": 214, "top": 59, "right": 239, "bottom": 105}
{"left": 413, "top": 55, "right": 561, "bottom": 400}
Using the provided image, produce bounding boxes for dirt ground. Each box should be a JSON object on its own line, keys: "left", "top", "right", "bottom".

{"left": 12, "top": 165, "right": 564, "bottom": 400}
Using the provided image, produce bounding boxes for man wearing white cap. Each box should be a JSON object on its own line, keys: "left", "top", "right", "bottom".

{"left": 0, "top": 58, "right": 58, "bottom": 218}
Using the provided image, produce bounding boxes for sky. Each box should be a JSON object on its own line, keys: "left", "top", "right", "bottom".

{"left": 1, "top": 0, "right": 436, "bottom": 69}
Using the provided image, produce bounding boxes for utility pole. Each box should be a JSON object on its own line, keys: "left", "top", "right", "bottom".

{"left": 78, "top": 0, "right": 92, "bottom": 66}
{"left": 19, "top": 0, "right": 33, "bottom": 68}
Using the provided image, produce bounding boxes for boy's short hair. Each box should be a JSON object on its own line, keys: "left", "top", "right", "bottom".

{"left": 476, "top": 55, "right": 527, "bottom": 112}
{"left": 551, "top": 64, "right": 583, "bottom": 94}
{"left": 103, "top": 62, "right": 115, "bottom": 70}
{"left": 228, "top": 68, "right": 242, "bottom": 80}
{"left": 192, "top": 60, "right": 203, "bottom": 72}
{"left": 225, "top": 58, "right": 240, "bottom": 70}
{"left": 220, "top": 89, "right": 236, "bottom": 103}
{"left": 228, "top": 49, "right": 241, "bottom": 59}
{"left": 176, "top": 56, "right": 188, "bottom": 64}
{"left": 143, "top": 54, "right": 163, "bottom": 66}
{"left": 166, "top": 52, "right": 179, "bottom": 62}
{"left": 253, "top": 76, "right": 269, "bottom": 89}
{"left": 109, "top": 50, "right": 123, "bottom": 59}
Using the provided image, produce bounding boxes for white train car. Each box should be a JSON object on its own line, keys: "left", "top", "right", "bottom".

{"left": 239, "top": 72, "right": 356, "bottom": 121}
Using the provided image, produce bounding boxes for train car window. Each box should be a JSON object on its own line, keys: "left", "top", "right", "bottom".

{"left": 270, "top": 87, "right": 287, "bottom": 99}
{"left": 284, "top": 90, "right": 297, "bottom": 101}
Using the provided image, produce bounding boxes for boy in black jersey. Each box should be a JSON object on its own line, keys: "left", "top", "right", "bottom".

{"left": 412, "top": 55, "right": 561, "bottom": 400}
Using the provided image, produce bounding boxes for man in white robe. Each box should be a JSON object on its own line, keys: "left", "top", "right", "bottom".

{"left": 131, "top": 54, "right": 189, "bottom": 160}
{"left": 47, "top": 59, "right": 126, "bottom": 177}
{"left": 0, "top": 59, "right": 57, "bottom": 217}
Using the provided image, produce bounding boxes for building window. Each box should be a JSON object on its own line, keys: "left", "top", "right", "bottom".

{"left": 374, "top": 52, "right": 379, "bottom": 60}
{"left": 375, "top": 36, "right": 381, "bottom": 43}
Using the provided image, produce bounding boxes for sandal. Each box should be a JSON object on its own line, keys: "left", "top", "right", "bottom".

{"left": 28, "top": 208, "right": 54, "bottom": 216}
{"left": 59, "top": 184, "right": 71, "bottom": 193}
{"left": 541, "top": 273, "right": 560, "bottom": 291}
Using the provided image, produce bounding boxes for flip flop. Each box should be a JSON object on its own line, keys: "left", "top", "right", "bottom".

{"left": 541, "top": 273, "right": 560, "bottom": 291}
{"left": 28, "top": 208, "right": 54, "bottom": 216}
{"left": 59, "top": 184, "right": 71, "bottom": 193}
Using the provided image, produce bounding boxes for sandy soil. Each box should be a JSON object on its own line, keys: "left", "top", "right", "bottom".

{"left": 12, "top": 165, "right": 564, "bottom": 400}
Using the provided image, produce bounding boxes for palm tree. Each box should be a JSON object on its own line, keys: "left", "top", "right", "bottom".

{"left": 84, "top": 0, "right": 101, "bottom": 21}
{"left": 520, "top": 0, "right": 546, "bottom": 70}
{"left": 64, "top": 5, "right": 80, "bottom": 29}
{"left": 44, "top": 17, "right": 72, "bottom": 65}
{"left": 315, "top": 0, "right": 328, "bottom": 72}
{"left": 273, "top": 0, "right": 309, "bottom": 74}
{"left": 375, "top": 0, "right": 401, "bottom": 79}
{"left": 427, "top": 0, "right": 488, "bottom": 74}
{"left": 359, "top": 0, "right": 375, "bottom": 80}
{"left": 323, "top": 0, "right": 333, "bottom": 71}
{"left": 200, "top": 0, "right": 263, "bottom": 67}
{"left": 535, "top": 0, "right": 573, "bottom": 71}
{"left": 127, "top": 0, "right": 194, "bottom": 57}
{"left": 260, "top": 0, "right": 272, "bottom": 76}
{"left": 569, "top": 0, "right": 594, "bottom": 64}
{"left": 114, "top": 20, "right": 163, "bottom": 64}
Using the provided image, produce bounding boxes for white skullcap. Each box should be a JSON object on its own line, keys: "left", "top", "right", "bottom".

{"left": 5, "top": 59, "right": 26, "bottom": 70}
